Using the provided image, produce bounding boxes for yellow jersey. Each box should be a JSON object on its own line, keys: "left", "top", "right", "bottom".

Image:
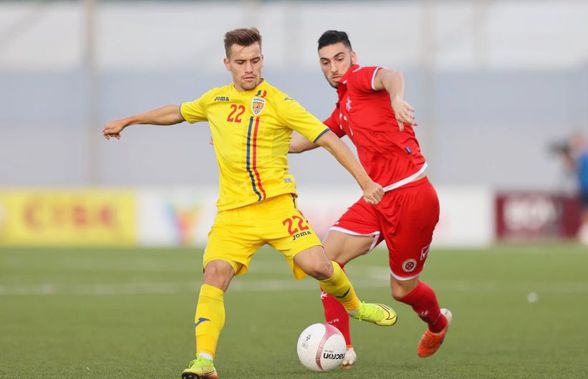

{"left": 180, "top": 80, "right": 329, "bottom": 211}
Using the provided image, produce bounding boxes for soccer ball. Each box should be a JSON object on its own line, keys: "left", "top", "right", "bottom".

{"left": 296, "top": 323, "right": 346, "bottom": 372}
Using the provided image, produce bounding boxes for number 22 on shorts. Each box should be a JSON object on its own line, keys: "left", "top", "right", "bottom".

{"left": 282, "top": 215, "right": 309, "bottom": 236}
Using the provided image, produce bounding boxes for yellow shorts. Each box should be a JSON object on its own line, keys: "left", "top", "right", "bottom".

{"left": 203, "top": 193, "right": 322, "bottom": 280}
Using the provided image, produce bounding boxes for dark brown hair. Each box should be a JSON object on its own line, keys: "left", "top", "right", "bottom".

{"left": 224, "top": 28, "right": 262, "bottom": 57}
{"left": 318, "top": 30, "right": 352, "bottom": 51}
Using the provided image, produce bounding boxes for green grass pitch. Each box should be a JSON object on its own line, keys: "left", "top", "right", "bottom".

{"left": 1, "top": 244, "right": 587, "bottom": 378}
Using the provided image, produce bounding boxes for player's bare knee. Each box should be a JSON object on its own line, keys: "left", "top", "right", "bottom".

{"left": 318, "top": 260, "right": 334, "bottom": 279}
{"left": 391, "top": 287, "right": 406, "bottom": 300}
{"left": 203, "top": 261, "right": 234, "bottom": 290}
{"left": 204, "top": 263, "right": 224, "bottom": 277}
{"left": 305, "top": 260, "right": 333, "bottom": 280}
{"left": 390, "top": 277, "right": 419, "bottom": 300}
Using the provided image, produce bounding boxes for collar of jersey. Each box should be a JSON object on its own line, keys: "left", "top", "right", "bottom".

{"left": 337, "top": 64, "right": 359, "bottom": 96}
{"left": 230, "top": 79, "right": 266, "bottom": 94}
{"left": 341, "top": 64, "right": 360, "bottom": 83}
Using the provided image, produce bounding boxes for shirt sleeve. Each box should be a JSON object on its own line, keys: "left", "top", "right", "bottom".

{"left": 350, "top": 66, "right": 381, "bottom": 94}
{"left": 279, "top": 96, "right": 329, "bottom": 143}
{"left": 180, "top": 94, "right": 208, "bottom": 123}
{"left": 323, "top": 107, "right": 346, "bottom": 138}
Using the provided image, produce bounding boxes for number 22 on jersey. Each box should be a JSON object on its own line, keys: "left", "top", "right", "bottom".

{"left": 227, "top": 104, "right": 245, "bottom": 123}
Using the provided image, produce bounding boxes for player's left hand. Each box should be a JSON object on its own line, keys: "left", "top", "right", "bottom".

{"left": 391, "top": 96, "right": 416, "bottom": 131}
{"left": 363, "top": 181, "right": 384, "bottom": 205}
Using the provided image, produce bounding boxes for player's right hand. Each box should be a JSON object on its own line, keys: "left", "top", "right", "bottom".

{"left": 363, "top": 181, "right": 384, "bottom": 205}
{"left": 102, "top": 120, "right": 127, "bottom": 140}
{"left": 391, "top": 96, "right": 416, "bottom": 131}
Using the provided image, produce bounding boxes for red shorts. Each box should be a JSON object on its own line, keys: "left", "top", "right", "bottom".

{"left": 331, "top": 178, "right": 440, "bottom": 280}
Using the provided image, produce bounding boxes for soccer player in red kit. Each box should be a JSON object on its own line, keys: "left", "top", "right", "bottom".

{"left": 290, "top": 30, "right": 452, "bottom": 367}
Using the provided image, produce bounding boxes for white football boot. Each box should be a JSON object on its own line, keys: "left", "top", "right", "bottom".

{"left": 340, "top": 347, "right": 357, "bottom": 369}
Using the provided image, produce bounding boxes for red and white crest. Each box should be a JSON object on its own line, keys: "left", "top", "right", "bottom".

{"left": 402, "top": 259, "right": 417, "bottom": 273}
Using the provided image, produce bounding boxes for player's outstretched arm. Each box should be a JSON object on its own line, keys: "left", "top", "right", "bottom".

{"left": 315, "top": 130, "right": 383, "bottom": 204}
{"left": 289, "top": 131, "right": 319, "bottom": 153}
{"left": 373, "top": 69, "right": 416, "bottom": 130}
{"left": 102, "top": 104, "right": 184, "bottom": 140}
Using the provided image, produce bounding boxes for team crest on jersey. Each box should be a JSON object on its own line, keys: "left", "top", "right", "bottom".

{"left": 251, "top": 97, "right": 266, "bottom": 116}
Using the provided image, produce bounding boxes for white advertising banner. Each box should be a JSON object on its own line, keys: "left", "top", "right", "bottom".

{"left": 137, "top": 188, "right": 217, "bottom": 247}
{"left": 433, "top": 186, "right": 494, "bottom": 247}
{"left": 136, "top": 186, "right": 493, "bottom": 248}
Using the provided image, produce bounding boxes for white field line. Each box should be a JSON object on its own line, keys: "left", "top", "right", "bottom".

{"left": 1, "top": 278, "right": 588, "bottom": 296}
{"left": 0, "top": 280, "right": 360, "bottom": 296}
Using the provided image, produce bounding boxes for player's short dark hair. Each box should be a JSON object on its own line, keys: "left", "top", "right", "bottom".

{"left": 318, "top": 30, "right": 352, "bottom": 51}
{"left": 224, "top": 27, "right": 262, "bottom": 57}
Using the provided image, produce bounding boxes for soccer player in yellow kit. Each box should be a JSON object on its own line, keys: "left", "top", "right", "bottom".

{"left": 103, "top": 28, "right": 397, "bottom": 379}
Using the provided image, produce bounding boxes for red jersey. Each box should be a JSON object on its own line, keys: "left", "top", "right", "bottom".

{"left": 324, "top": 65, "right": 426, "bottom": 188}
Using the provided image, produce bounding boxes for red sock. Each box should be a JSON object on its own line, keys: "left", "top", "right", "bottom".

{"left": 320, "top": 263, "right": 351, "bottom": 347}
{"left": 398, "top": 281, "right": 447, "bottom": 333}
{"left": 321, "top": 290, "right": 352, "bottom": 346}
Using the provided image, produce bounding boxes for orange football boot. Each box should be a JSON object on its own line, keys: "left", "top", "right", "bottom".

{"left": 417, "top": 308, "right": 452, "bottom": 358}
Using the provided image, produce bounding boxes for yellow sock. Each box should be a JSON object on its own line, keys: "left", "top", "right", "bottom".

{"left": 319, "top": 261, "right": 361, "bottom": 313}
{"left": 194, "top": 284, "right": 225, "bottom": 359}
